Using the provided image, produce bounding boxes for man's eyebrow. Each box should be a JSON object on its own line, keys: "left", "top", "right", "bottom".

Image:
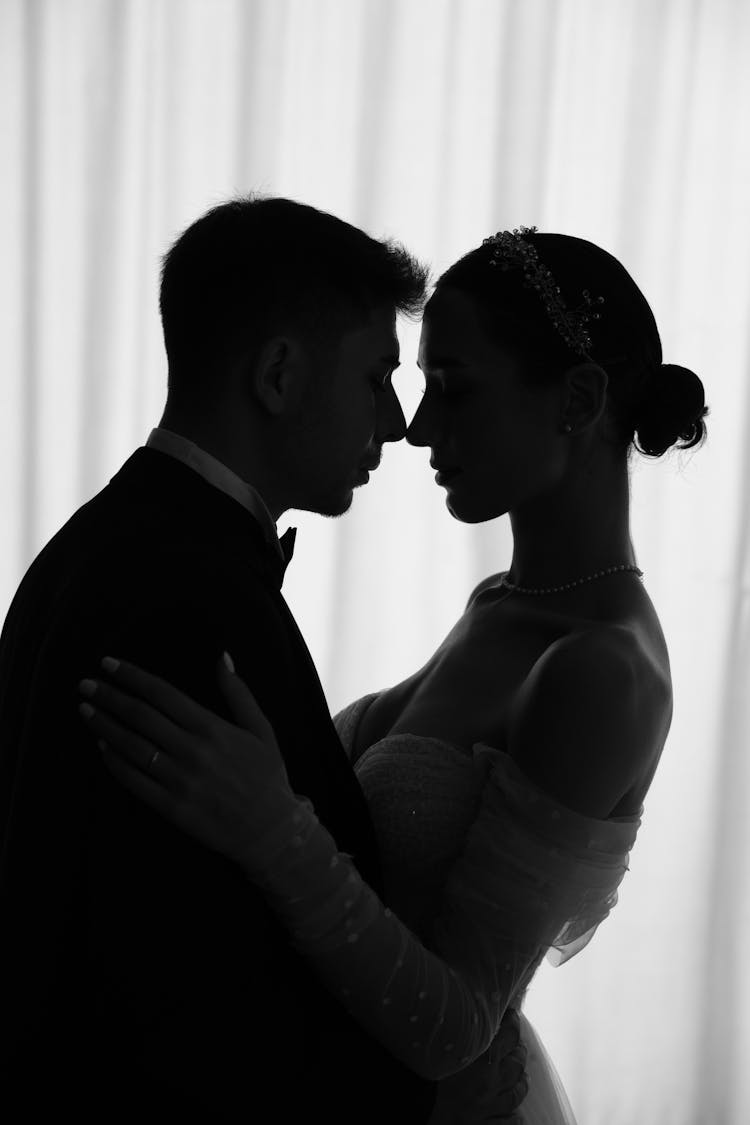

{"left": 380, "top": 354, "right": 401, "bottom": 368}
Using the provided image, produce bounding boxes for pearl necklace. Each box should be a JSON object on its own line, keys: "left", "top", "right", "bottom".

{"left": 498, "top": 562, "right": 644, "bottom": 596}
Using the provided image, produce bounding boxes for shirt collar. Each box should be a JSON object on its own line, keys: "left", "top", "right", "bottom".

{"left": 145, "top": 427, "right": 284, "bottom": 559}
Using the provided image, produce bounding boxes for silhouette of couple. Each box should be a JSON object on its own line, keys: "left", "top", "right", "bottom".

{"left": 0, "top": 196, "right": 707, "bottom": 1123}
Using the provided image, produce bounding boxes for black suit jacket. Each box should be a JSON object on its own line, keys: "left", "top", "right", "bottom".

{"left": 0, "top": 447, "right": 436, "bottom": 1123}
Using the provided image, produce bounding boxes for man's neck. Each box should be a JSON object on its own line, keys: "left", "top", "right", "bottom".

{"left": 156, "top": 410, "right": 286, "bottom": 522}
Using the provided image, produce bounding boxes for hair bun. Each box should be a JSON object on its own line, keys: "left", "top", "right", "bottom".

{"left": 635, "top": 363, "right": 708, "bottom": 457}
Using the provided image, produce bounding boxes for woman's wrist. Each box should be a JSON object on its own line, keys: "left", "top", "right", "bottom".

{"left": 237, "top": 790, "right": 319, "bottom": 884}
{"left": 236, "top": 795, "right": 377, "bottom": 952}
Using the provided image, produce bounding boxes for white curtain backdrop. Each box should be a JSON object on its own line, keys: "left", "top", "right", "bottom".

{"left": 2, "top": 1, "right": 749, "bottom": 1121}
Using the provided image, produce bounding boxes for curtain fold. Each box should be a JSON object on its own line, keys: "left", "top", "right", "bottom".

{"left": 2, "top": 1, "right": 748, "bottom": 1120}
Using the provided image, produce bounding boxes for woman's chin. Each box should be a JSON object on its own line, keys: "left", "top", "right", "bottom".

{"left": 444, "top": 494, "right": 507, "bottom": 525}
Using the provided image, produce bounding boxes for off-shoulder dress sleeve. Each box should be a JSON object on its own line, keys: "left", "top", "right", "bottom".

{"left": 252, "top": 742, "right": 641, "bottom": 1081}
{"left": 433, "top": 745, "right": 641, "bottom": 987}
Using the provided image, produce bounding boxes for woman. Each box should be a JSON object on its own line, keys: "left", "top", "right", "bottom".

{"left": 77, "top": 228, "right": 708, "bottom": 1122}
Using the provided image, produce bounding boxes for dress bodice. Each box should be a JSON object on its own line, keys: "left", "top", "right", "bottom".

{"left": 253, "top": 689, "right": 643, "bottom": 1105}
{"left": 334, "top": 692, "right": 643, "bottom": 978}
{"left": 352, "top": 725, "right": 488, "bottom": 938}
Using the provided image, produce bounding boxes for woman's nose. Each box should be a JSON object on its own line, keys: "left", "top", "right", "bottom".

{"left": 405, "top": 397, "right": 434, "bottom": 447}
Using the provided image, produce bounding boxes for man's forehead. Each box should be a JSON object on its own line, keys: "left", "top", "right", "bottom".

{"left": 369, "top": 323, "right": 400, "bottom": 364}
{"left": 343, "top": 308, "right": 398, "bottom": 360}
{"left": 362, "top": 305, "right": 399, "bottom": 349}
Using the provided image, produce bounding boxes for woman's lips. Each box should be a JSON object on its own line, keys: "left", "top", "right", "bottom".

{"left": 435, "top": 468, "right": 461, "bottom": 486}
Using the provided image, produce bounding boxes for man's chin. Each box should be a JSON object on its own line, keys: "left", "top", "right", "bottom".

{"left": 305, "top": 488, "right": 355, "bottom": 519}
{"left": 325, "top": 495, "right": 355, "bottom": 518}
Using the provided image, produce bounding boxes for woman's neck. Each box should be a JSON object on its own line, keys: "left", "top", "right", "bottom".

{"left": 506, "top": 458, "right": 635, "bottom": 589}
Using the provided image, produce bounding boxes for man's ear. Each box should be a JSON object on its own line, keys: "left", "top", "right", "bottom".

{"left": 561, "top": 362, "right": 609, "bottom": 430}
{"left": 247, "top": 336, "right": 308, "bottom": 416}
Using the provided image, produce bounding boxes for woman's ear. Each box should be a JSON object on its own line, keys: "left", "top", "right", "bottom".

{"left": 560, "top": 362, "right": 609, "bottom": 431}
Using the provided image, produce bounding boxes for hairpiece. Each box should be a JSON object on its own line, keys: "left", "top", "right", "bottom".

{"left": 482, "top": 225, "right": 604, "bottom": 357}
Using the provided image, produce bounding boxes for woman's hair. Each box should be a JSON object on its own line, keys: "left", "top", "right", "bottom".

{"left": 159, "top": 194, "right": 430, "bottom": 395}
{"left": 436, "top": 231, "right": 708, "bottom": 459}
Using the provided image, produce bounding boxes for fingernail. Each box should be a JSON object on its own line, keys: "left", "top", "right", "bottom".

{"left": 79, "top": 679, "right": 97, "bottom": 696}
{"left": 101, "top": 657, "right": 120, "bottom": 673}
{"left": 222, "top": 651, "right": 235, "bottom": 674}
{"left": 79, "top": 702, "right": 96, "bottom": 719}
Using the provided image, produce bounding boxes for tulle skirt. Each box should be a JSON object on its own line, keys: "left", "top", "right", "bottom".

{"left": 428, "top": 1011, "right": 577, "bottom": 1124}
{"left": 516, "top": 1011, "right": 577, "bottom": 1124}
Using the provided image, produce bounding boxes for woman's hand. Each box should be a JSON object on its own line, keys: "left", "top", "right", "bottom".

{"left": 77, "top": 652, "right": 298, "bottom": 868}
{"left": 431, "top": 1007, "right": 528, "bottom": 1123}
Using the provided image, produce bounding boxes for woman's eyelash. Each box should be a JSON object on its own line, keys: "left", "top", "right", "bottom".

{"left": 421, "top": 382, "right": 461, "bottom": 396}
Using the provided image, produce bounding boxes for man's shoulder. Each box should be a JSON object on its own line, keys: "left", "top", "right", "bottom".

{"left": 5, "top": 496, "right": 288, "bottom": 693}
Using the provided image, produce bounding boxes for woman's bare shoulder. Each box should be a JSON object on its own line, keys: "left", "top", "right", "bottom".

{"left": 463, "top": 572, "right": 508, "bottom": 612}
{"left": 504, "top": 624, "right": 672, "bottom": 818}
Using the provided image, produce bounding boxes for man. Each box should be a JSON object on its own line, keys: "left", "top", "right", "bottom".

{"left": 0, "top": 195, "right": 524, "bottom": 1122}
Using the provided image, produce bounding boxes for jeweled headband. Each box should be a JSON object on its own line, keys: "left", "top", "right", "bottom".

{"left": 482, "top": 225, "right": 604, "bottom": 357}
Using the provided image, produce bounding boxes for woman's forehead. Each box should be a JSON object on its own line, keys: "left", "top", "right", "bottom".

{"left": 419, "top": 288, "right": 493, "bottom": 364}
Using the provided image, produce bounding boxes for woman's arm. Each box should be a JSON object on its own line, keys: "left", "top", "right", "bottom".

{"left": 240, "top": 781, "right": 534, "bottom": 1081}
{"left": 77, "top": 655, "right": 541, "bottom": 1081}
{"left": 78, "top": 643, "right": 642, "bottom": 1085}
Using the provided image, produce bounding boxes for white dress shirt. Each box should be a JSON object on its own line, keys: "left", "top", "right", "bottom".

{"left": 145, "top": 427, "right": 285, "bottom": 562}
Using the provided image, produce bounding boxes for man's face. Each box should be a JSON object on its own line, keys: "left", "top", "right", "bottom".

{"left": 292, "top": 304, "right": 406, "bottom": 518}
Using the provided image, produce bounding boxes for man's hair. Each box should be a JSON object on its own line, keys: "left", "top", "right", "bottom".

{"left": 159, "top": 194, "right": 430, "bottom": 395}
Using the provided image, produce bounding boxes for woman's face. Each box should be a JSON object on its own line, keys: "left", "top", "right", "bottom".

{"left": 407, "top": 286, "right": 568, "bottom": 523}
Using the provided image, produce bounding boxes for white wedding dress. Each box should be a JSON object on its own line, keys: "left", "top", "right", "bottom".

{"left": 256, "top": 691, "right": 642, "bottom": 1124}
{"left": 332, "top": 693, "right": 642, "bottom": 1123}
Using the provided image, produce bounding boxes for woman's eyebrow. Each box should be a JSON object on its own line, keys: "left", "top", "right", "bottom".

{"left": 417, "top": 356, "right": 467, "bottom": 370}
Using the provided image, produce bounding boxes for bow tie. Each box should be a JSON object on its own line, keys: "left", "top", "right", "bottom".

{"left": 255, "top": 524, "right": 297, "bottom": 589}
{"left": 278, "top": 526, "right": 297, "bottom": 570}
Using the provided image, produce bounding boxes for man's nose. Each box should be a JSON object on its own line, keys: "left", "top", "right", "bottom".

{"left": 380, "top": 386, "right": 407, "bottom": 444}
